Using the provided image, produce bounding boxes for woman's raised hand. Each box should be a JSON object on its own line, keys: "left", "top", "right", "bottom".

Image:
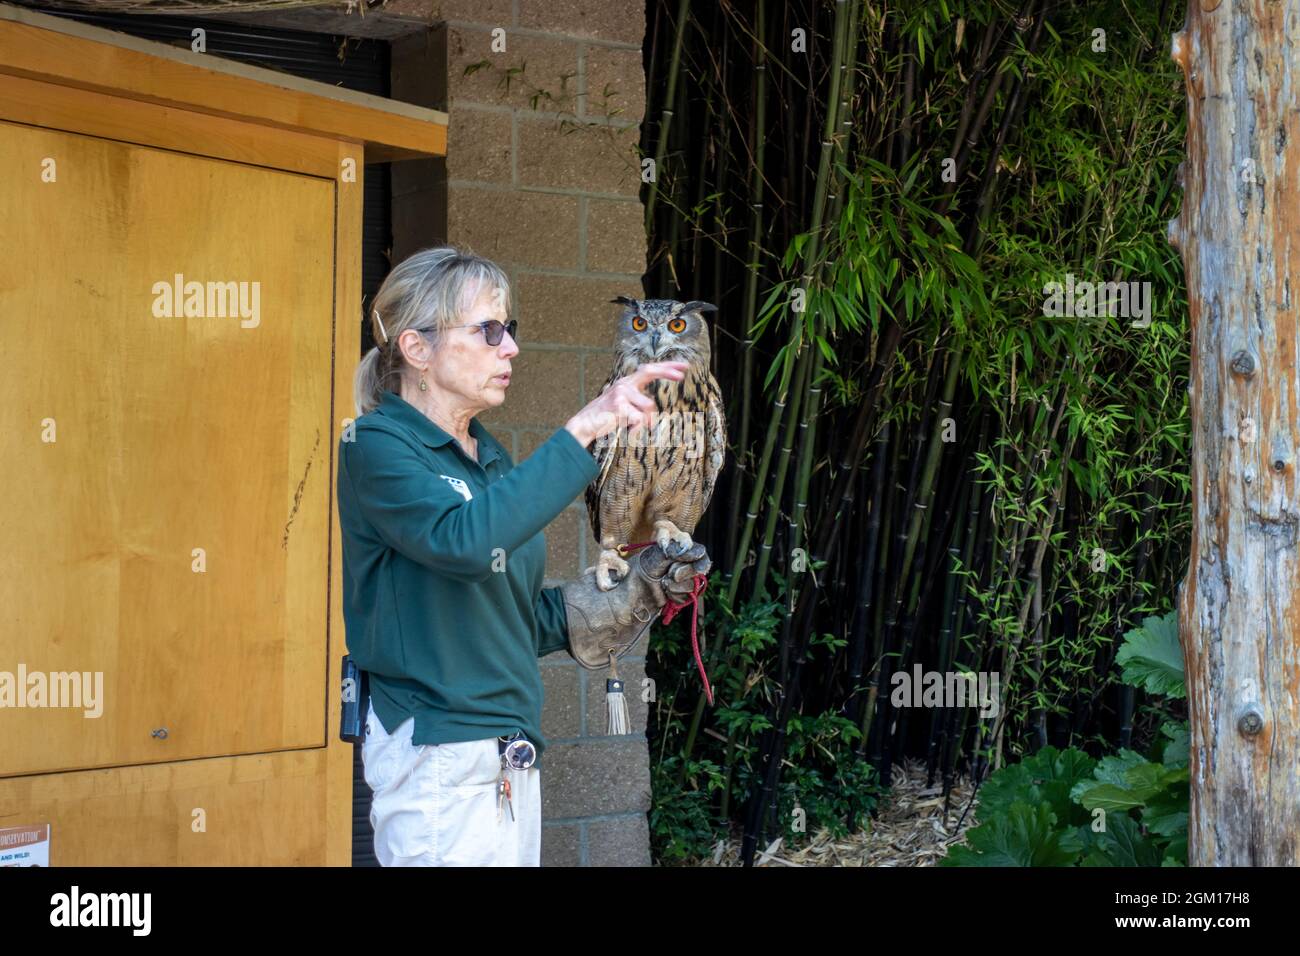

{"left": 565, "top": 361, "right": 690, "bottom": 447}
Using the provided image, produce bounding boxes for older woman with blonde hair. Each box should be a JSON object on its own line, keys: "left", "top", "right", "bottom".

{"left": 337, "top": 245, "right": 710, "bottom": 866}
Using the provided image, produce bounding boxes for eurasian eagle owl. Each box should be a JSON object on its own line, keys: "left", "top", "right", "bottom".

{"left": 585, "top": 296, "right": 726, "bottom": 591}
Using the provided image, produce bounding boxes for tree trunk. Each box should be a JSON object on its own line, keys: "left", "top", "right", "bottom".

{"left": 1171, "top": 0, "right": 1300, "bottom": 866}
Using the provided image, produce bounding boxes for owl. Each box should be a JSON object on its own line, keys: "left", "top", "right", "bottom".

{"left": 585, "top": 296, "right": 726, "bottom": 591}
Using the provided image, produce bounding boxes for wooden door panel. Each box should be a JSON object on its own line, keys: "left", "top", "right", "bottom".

{"left": 0, "top": 120, "right": 335, "bottom": 776}
{"left": 0, "top": 748, "right": 333, "bottom": 864}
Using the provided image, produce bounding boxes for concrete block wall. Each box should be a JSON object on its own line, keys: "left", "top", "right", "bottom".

{"left": 384, "top": 0, "right": 653, "bottom": 865}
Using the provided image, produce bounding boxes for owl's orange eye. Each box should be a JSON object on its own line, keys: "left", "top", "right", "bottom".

{"left": 631, "top": 316, "right": 647, "bottom": 332}
{"left": 667, "top": 317, "right": 687, "bottom": 333}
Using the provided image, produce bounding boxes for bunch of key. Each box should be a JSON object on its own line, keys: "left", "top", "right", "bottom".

{"left": 496, "top": 733, "right": 536, "bottom": 824}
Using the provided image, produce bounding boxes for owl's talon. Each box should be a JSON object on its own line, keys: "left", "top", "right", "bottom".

{"left": 595, "top": 548, "right": 630, "bottom": 591}
{"left": 653, "top": 520, "right": 694, "bottom": 558}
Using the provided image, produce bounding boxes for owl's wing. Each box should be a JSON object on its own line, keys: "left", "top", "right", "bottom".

{"left": 701, "top": 371, "right": 726, "bottom": 512}
{"left": 584, "top": 364, "right": 621, "bottom": 544}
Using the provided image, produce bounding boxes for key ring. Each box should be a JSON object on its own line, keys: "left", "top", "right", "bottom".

{"left": 498, "top": 732, "right": 536, "bottom": 771}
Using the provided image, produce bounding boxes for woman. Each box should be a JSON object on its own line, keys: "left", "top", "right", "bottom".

{"left": 336, "top": 246, "right": 707, "bottom": 866}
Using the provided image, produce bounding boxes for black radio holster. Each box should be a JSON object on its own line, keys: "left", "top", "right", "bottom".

{"left": 339, "top": 655, "right": 370, "bottom": 744}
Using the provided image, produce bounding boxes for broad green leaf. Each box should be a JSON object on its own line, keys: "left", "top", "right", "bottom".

{"left": 1117, "top": 611, "right": 1186, "bottom": 699}
{"left": 1091, "top": 814, "right": 1165, "bottom": 866}
{"left": 1160, "top": 721, "right": 1190, "bottom": 768}
{"left": 942, "top": 802, "right": 1083, "bottom": 867}
{"left": 978, "top": 745, "right": 1096, "bottom": 827}
{"left": 1073, "top": 755, "right": 1187, "bottom": 812}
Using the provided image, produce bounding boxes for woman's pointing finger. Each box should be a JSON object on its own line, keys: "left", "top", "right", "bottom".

{"left": 630, "top": 361, "right": 690, "bottom": 388}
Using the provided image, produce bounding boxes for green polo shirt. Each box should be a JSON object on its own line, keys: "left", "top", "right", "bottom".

{"left": 336, "top": 388, "right": 600, "bottom": 769}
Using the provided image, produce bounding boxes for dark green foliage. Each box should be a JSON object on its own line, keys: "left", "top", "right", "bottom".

{"left": 944, "top": 612, "right": 1189, "bottom": 866}
{"left": 942, "top": 738, "right": 1188, "bottom": 867}
{"left": 945, "top": 801, "right": 1084, "bottom": 867}
{"left": 649, "top": 755, "right": 725, "bottom": 863}
{"left": 976, "top": 745, "right": 1097, "bottom": 829}
{"left": 641, "top": 0, "right": 1192, "bottom": 862}
{"left": 647, "top": 572, "right": 881, "bottom": 861}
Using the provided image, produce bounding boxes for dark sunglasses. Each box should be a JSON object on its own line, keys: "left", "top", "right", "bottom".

{"left": 448, "top": 319, "right": 518, "bottom": 346}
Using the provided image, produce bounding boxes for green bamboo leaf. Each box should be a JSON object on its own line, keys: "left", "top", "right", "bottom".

{"left": 817, "top": 334, "right": 836, "bottom": 364}
{"left": 762, "top": 342, "right": 788, "bottom": 393}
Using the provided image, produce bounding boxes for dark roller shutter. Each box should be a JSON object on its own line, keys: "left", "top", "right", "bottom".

{"left": 37, "top": 6, "right": 392, "bottom": 868}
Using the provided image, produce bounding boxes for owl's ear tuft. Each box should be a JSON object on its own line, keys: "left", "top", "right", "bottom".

{"left": 610, "top": 295, "right": 639, "bottom": 307}
{"left": 680, "top": 300, "right": 718, "bottom": 314}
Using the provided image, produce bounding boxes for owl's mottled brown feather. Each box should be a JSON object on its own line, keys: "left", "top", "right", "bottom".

{"left": 584, "top": 298, "right": 726, "bottom": 550}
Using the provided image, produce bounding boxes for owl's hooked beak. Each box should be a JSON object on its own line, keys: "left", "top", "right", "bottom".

{"left": 650, "top": 330, "right": 661, "bottom": 354}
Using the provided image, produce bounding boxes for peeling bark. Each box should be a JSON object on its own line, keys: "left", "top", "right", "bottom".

{"left": 1171, "top": 1, "right": 1300, "bottom": 865}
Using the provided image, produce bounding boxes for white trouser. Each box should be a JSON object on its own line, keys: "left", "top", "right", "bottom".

{"left": 362, "top": 700, "right": 541, "bottom": 866}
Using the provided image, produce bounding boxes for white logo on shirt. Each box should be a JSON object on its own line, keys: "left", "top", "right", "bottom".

{"left": 440, "top": 475, "right": 473, "bottom": 501}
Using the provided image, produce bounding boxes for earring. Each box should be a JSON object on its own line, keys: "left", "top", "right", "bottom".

{"left": 419, "top": 367, "right": 429, "bottom": 391}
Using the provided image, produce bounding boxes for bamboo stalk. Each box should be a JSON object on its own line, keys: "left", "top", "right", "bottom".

{"left": 724, "top": 0, "right": 770, "bottom": 586}
{"left": 738, "top": 0, "right": 853, "bottom": 863}
{"left": 644, "top": 0, "right": 692, "bottom": 228}
{"left": 925, "top": 475, "right": 970, "bottom": 783}
{"left": 846, "top": 422, "right": 889, "bottom": 734}
{"left": 992, "top": 433, "right": 1075, "bottom": 768}
{"left": 865, "top": 422, "right": 903, "bottom": 766}
{"left": 752, "top": 344, "right": 811, "bottom": 600}
{"left": 741, "top": 0, "right": 1050, "bottom": 844}
{"left": 636, "top": 0, "right": 1188, "bottom": 861}
{"left": 657, "top": 76, "right": 688, "bottom": 297}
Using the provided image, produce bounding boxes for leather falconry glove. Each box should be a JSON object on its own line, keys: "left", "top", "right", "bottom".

{"left": 561, "top": 542, "right": 711, "bottom": 733}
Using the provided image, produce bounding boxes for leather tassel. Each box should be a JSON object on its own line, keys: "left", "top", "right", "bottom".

{"left": 606, "top": 651, "right": 630, "bottom": 735}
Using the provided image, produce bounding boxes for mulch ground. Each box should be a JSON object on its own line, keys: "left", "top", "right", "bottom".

{"left": 696, "top": 758, "right": 981, "bottom": 867}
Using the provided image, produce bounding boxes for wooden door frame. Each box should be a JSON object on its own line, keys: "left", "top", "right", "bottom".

{"left": 0, "top": 2, "right": 448, "bottom": 160}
